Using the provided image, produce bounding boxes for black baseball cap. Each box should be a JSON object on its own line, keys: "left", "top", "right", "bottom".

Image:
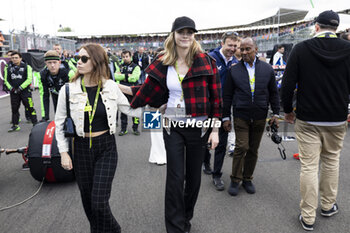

{"left": 171, "top": 16, "right": 198, "bottom": 32}
{"left": 315, "top": 10, "right": 340, "bottom": 27}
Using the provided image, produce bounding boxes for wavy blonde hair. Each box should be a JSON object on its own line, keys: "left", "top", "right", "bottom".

{"left": 70, "top": 43, "right": 111, "bottom": 84}
{"left": 159, "top": 32, "right": 203, "bottom": 67}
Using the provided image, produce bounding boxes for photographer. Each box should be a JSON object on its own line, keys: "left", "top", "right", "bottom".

{"left": 222, "top": 37, "right": 280, "bottom": 196}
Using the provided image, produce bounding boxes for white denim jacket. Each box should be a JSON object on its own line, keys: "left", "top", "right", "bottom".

{"left": 55, "top": 78, "right": 141, "bottom": 153}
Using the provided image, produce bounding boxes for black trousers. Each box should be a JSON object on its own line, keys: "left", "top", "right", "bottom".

{"left": 120, "top": 113, "right": 139, "bottom": 131}
{"left": 163, "top": 126, "right": 208, "bottom": 233}
{"left": 44, "top": 93, "right": 59, "bottom": 120}
{"left": 74, "top": 132, "right": 121, "bottom": 233}
{"left": 10, "top": 89, "right": 37, "bottom": 126}
{"left": 203, "top": 126, "right": 228, "bottom": 179}
{"left": 212, "top": 126, "right": 228, "bottom": 178}
{"left": 52, "top": 93, "right": 59, "bottom": 112}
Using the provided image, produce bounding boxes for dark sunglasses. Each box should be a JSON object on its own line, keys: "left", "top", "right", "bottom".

{"left": 76, "top": 55, "right": 90, "bottom": 63}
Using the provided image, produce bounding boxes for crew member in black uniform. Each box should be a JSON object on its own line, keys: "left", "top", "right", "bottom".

{"left": 115, "top": 50, "right": 141, "bottom": 135}
{"left": 38, "top": 50, "right": 70, "bottom": 121}
{"left": 5, "top": 50, "right": 32, "bottom": 123}
{"left": 4, "top": 51, "right": 38, "bottom": 132}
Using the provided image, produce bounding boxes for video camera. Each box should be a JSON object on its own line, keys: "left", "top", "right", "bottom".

{"left": 266, "top": 119, "right": 286, "bottom": 160}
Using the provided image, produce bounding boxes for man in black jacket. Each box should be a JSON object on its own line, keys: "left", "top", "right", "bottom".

{"left": 116, "top": 50, "right": 141, "bottom": 135}
{"left": 38, "top": 50, "right": 70, "bottom": 121}
{"left": 4, "top": 51, "right": 38, "bottom": 132}
{"left": 223, "top": 37, "right": 280, "bottom": 196}
{"left": 132, "top": 47, "right": 149, "bottom": 84}
{"left": 282, "top": 10, "right": 350, "bottom": 231}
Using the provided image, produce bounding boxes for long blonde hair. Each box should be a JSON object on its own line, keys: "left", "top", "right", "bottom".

{"left": 160, "top": 32, "right": 203, "bottom": 67}
{"left": 70, "top": 43, "right": 111, "bottom": 84}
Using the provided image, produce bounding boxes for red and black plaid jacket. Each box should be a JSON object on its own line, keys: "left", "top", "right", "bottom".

{"left": 130, "top": 52, "right": 222, "bottom": 118}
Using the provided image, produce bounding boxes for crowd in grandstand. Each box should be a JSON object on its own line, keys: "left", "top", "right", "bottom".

{"left": 71, "top": 20, "right": 316, "bottom": 52}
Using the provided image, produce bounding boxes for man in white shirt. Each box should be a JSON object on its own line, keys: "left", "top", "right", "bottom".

{"left": 273, "top": 45, "right": 285, "bottom": 66}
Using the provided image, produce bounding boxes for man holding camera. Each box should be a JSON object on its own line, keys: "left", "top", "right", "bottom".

{"left": 282, "top": 11, "right": 350, "bottom": 231}
{"left": 223, "top": 37, "right": 280, "bottom": 196}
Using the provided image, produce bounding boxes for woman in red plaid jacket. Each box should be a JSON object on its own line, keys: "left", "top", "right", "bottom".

{"left": 119, "top": 16, "right": 222, "bottom": 233}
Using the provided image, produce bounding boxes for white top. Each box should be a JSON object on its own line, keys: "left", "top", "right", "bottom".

{"left": 55, "top": 79, "right": 141, "bottom": 153}
{"left": 273, "top": 51, "right": 283, "bottom": 65}
{"left": 164, "top": 66, "right": 206, "bottom": 122}
{"left": 164, "top": 66, "right": 186, "bottom": 118}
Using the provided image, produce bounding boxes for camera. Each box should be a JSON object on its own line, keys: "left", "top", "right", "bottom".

{"left": 266, "top": 120, "right": 282, "bottom": 144}
{"left": 206, "top": 142, "right": 212, "bottom": 149}
{"left": 266, "top": 119, "right": 286, "bottom": 160}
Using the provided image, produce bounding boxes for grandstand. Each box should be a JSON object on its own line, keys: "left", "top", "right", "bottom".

{"left": 1, "top": 8, "right": 350, "bottom": 56}
{"left": 56, "top": 8, "right": 336, "bottom": 54}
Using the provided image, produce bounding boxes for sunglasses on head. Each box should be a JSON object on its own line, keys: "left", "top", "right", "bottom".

{"left": 225, "top": 31, "right": 239, "bottom": 36}
{"left": 76, "top": 55, "right": 90, "bottom": 63}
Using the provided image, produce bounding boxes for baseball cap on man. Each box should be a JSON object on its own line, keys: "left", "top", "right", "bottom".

{"left": 44, "top": 50, "right": 60, "bottom": 61}
{"left": 315, "top": 10, "right": 340, "bottom": 27}
{"left": 171, "top": 16, "right": 198, "bottom": 32}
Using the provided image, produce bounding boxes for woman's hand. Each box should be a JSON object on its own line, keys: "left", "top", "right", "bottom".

{"left": 207, "top": 131, "right": 219, "bottom": 150}
{"left": 117, "top": 83, "right": 133, "bottom": 96}
{"left": 60, "top": 152, "right": 73, "bottom": 170}
{"left": 159, "top": 104, "right": 167, "bottom": 114}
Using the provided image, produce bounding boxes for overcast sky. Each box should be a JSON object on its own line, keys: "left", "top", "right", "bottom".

{"left": 0, "top": 0, "right": 349, "bottom": 36}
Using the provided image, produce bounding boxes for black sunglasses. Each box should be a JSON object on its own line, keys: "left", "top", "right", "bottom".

{"left": 76, "top": 55, "right": 90, "bottom": 63}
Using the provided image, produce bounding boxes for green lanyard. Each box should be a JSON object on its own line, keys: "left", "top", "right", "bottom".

{"left": 175, "top": 61, "right": 185, "bottom": 101}
{"left": 82, "top": 78, "right": 101, "bottom": 148}
{"left": 249, "top": 74, "right": 255, "bottom": 97}
{"left": 317, "top": 32, "right": 337, "bottom": 38}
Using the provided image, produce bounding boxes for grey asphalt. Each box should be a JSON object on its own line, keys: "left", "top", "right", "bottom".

{"left": 0, "top": 90, "right": 349, "bottom": 233}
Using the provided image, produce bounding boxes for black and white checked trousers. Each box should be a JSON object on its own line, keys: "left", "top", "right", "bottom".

{"left": 74, "top": 132, "right": 121, "bottom": 233}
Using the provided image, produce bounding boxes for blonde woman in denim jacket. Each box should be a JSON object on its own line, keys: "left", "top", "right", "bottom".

{"left": 55, "top": 44, "right": 140, "bottom": 233}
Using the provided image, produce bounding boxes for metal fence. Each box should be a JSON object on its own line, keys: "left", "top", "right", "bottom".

{"left": 255, "top": 27, "right": 313, "bottom": 52}
{"left": 4, "top": 32, "right": 76, "bottom": 53}
{"left": 75, "top": 27, "right": 313, "bottom": 54}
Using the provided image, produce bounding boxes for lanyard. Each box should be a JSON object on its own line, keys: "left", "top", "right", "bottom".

{"left": 316, "top": 32, "right": 337, "bottom": 38}
{"left": 175, "top": 61, "right": 185, "bottom": 101}
{"left": 249, "top": 74, "right": 255, "bottom": 97}
{"left": 82, "top": 78, "right": 101, "bottom": 148}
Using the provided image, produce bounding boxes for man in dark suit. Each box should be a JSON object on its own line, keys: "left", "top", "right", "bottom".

{"left": 222, "top": 37, "right": 280, "bottom": 196}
